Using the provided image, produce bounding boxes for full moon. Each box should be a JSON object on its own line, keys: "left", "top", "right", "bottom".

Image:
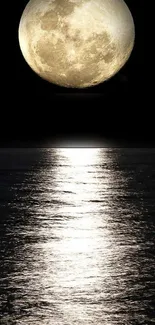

{"left": 19, "top": 0, "right": 135, "bottom": 88}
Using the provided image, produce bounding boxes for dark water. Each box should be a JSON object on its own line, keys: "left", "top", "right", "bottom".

{"left": 0, "top": 148, "right": 155, "bottom": 325}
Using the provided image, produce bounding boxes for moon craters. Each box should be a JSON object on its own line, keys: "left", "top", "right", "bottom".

{"left": 19, "top": 0, "right": 135, "bottom": 88}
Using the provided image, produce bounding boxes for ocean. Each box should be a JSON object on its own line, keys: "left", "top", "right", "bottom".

{"left": 0, "top": 148, "right": 155, "bottom": 324}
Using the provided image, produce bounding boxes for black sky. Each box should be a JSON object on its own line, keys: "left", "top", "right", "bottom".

{"left": 3, "top": 0, "right": 150, "bottom": 147}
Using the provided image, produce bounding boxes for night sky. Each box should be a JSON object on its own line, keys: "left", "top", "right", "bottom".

{"left": 4, "top": 0, "right": 149, "bottom": 147}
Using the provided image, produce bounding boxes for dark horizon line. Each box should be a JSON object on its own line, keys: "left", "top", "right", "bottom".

{"left": 0, "top": 142, "right": 155, "bottom": 149}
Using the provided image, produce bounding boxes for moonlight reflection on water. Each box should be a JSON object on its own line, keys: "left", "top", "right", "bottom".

{"left": 0, "top": 148, "right": 155, "bottom": 325}
{"left": 36, "top": 148, "right": 116, "bottom": 324}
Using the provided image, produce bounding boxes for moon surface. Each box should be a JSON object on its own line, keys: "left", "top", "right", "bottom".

{"left": 19, "top": 0, "right": 135, "bottom": 88}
